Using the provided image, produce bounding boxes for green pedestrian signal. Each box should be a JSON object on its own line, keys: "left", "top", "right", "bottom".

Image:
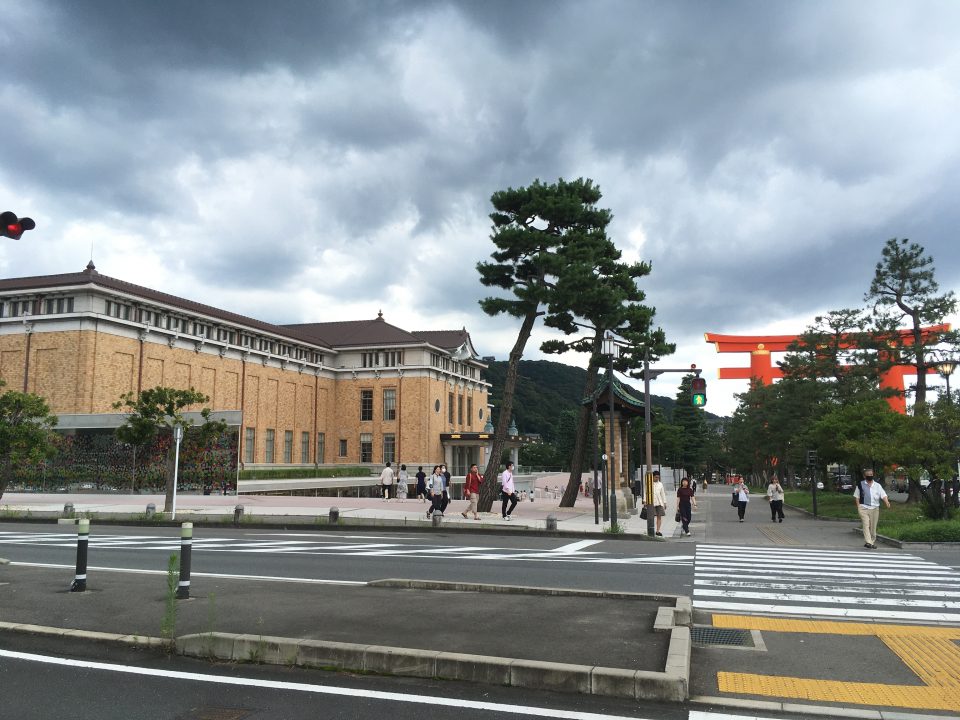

{"left": 691, "top": 376, "right": 707, "bottom": 406}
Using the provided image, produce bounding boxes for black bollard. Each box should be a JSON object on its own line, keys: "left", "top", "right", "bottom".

{"left": 329, "top": 507, "right": 340, "bottom": 524}
{"left": 233, "top": 505, "right": 244, "bottom": 526}
{"left": 69, "top": 519, "right": 89, "bottom": 592}
{"left": 177, "top": 522, "right": 192, "bottom": 599}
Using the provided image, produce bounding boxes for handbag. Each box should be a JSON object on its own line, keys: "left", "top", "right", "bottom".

{"left": 639, "top": 506, "right": 648, "bottom": 520}
{"left": 674, "top": 511, "right": 681, "bottom": 523}
{"left": 730, "top": 492, "right": 738, "bottom": 507}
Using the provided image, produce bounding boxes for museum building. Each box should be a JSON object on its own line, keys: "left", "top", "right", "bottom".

{"left": 0, "top": 262, "right": 492, "bottom": 474}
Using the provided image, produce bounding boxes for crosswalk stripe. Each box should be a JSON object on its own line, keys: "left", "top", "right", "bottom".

{"left": 695, "top": 545, "right": 960, "bottom": 623}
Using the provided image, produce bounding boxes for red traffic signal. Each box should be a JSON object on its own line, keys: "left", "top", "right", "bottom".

{"left": 1, "top": 211, "right": 36, "bottom": 240}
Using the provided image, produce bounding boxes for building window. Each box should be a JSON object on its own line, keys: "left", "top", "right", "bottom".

{"left": 360, "top": 433, "right": 373, "bottom": 463}
{"left": 383, "top": 388, "right": 396, "bottom": 421}
{"left": 244, "top": 427, "right": 255, "bottom": 464}
{"left": 265, "top": 429, "right": 275, "bottom": 463}
{"left": 301, "top": 432, "right": 310, "bottom": 463}
{"left": 457, "top": 395, "right": 463, "bottom": 425}
{"left": 448, "top": 393, "right": 454, "bottom": 424}
{"left": 383, "top": 434, "right": 396, "bottom": 465}
{"left": 362, "top": 351, "right": 378, "bottom": 368}
{"left": 317, "top": 433, "right": 325, "bottom": 464}
{"left": 283, "top": 430, "right": 293, "bottom": 463}
{"left": 338, "top": 438, "right": 347, "bottom": 458}
{"left": 360, "top": 389, "right": 373, "bottom": 421}
{"left": 467, "top": 397, "right": 473, "bottom": 428}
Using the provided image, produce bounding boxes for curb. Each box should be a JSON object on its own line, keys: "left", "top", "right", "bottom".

{"left": 0, "top": 510, "right": 661, "bottom": 541}
{"left": 690, "top": 694, "right": 956, "bottom": 720}
{"left": 176, "top": 593, "right": 690, "bottom": 702}
{"left": 0, "top": 593, "right": 690, "bottom": 702}
{"left": 368, "top": 578, "right": 687, "bottom": 604}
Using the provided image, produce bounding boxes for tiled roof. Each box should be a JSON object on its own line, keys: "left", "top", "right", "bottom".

{"left": 411, "top": 329, "right": 469, "bottom": 350}
{"left": 282, "top": 315, "right": 422, "bottom": 347}
{"left": 0, "top": 264, "right": 331, "bottom": 348}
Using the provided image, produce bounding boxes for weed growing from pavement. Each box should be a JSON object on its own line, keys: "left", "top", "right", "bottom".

{"left": 160, "top": 554, "right": 179, "bottom": 643}
{"left": 603, "top": 523, "right": 625, "bottom": 534}
{"left": 201, "top": 592, "right": 217, "bottom": 658}
{"left": 247, "top": 618, "right": 267, "bottom": 663}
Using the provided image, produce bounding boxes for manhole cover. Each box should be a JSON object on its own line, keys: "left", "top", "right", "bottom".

{"left": 691, "top": 626, "right": 754, "bottom": 647}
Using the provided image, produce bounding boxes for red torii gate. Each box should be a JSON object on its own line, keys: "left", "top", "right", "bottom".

{"left": 704, "top": 324, "right": 951, "bottom": 414}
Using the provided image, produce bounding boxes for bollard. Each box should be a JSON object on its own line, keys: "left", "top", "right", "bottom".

{"left": 62, "top": 503, "right": 74, "bottom": 518}
{"left": 145, "top": 503, "right": 156, "bottom": 517}
{"left": 69, "top": 518, "right": 89, "bottom": 592}
{"left": 431, "top": 512, "right": 443, "bottom": 527}
{"left": 545, "top": 514, "right": 558, "bottom": 532}
{"left": 233, "top": 504, "right": 244, "bottom": 526}
{"left": 177, "top": 522, "right": 192, "bottom": 599}
{"left": 329, "top": 507, "right": 340, "bottom": 524}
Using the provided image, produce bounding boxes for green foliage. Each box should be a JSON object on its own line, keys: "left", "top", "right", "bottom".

{"left": 483, "top": 359, "right": 680, "bottom": 440}
{"left": 897, "top": 520, "right": 960, "bottom": 543}
{"left": 114, "top": 386, "right": 228, "bottom": 446}
{"left": 865, "top": 238, "right": 958, "bottom": 406}
{"left": 161, "top": 553, "right": 179, "bottom": 642}
{"left": 0, "top": 380, "right": 59, "bottom": 500}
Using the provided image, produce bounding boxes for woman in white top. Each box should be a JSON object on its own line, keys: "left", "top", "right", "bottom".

{"left": 396, "top": 464, "right": 409, "bottom": 499}
{"left": 766, "top": 477, "right": 784, "bottom": 523}
{"left": 652, "top": 473, "right": 667, "bottom": 536}
{"left": 501, "top": 461, "right": 518, "bottom": 520}
{"left": 735, "top": 479, "right": 750, "bottom": 522}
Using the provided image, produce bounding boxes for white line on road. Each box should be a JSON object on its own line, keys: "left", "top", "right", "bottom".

{"left": 0, "top": 648, "right": 653, "bottom": 720}
{"left": 693, "top": 599, "right": 960, "bottom": 623}
{"left": 549, "top": 540, "right": 604, "bottom": 554}
{"left": 7, "top": 561, "right": 365, "bottom": 585}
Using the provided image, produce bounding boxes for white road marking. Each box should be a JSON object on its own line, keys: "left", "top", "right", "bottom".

{"left": 549, "top": 540, "right": 604, "bottom": 554}
{"left": 0, "top": 648, "right": 653, "bottom": 720}
{"left": 8, "top": 561, "right": 365, "bottom": 585}
{"left": 692, "top": 600, "right": 960, "bottom": 624}
{"left": 693, "top": 587, "right": 960, "bottom": 609}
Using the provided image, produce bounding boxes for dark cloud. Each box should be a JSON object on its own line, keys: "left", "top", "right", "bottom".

{"left": 2, "top": 0, "right": 959, "bottom": 413}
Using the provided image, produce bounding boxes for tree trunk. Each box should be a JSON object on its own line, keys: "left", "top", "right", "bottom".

{"left": 560, "top": 342, "right": 602, "bottom": 507}
{"left": 478, "top": 311, "right": 538, "bottom": 513}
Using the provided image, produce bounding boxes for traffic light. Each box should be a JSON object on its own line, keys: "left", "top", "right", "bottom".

{"left": 691, "top": 376, "right": 707, "bottom": 406}
{"left": 1, "top": 211, "right": 36, "bottom": 240}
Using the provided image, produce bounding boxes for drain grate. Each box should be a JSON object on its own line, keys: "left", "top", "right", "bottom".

{"left": 691, "top": 626, "right": 754, "bottom": 647}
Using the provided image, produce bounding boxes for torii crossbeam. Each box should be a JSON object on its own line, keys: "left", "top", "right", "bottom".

{"left": 704, "top": 324, "right": 951, "bottom": 413}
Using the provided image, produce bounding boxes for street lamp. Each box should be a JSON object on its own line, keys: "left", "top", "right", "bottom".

{"left": 171, "top": 424, "right": 184, "bottom": 520}
{"left": 935, "top": 359, "right": 957, "bottom": 402}
{"left": 602, "top": 331, "right": 619, "bottom": 530}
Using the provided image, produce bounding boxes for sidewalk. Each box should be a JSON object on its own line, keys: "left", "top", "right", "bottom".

{"left": 0, "top": 472, "right": 683, "bottom": 539}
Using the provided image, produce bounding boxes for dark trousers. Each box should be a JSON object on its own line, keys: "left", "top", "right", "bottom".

{"left": 737, "top": 500, "right": 748, "bottom": 520}
{"left": 502, "top": 492, "right": 518, "bottom": 517}
{"left": 430, "top": 491, "right": 448, "bottom": 514}
{"left": 679, "top": 503, "right": 692, "bottom": 533}
{"left": 770, "top": 499, "right": 784, "bottom": 521}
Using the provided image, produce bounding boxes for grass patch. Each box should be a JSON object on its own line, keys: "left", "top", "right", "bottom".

{"left": 784, "top": 490, "right": 960, "bottom": 542}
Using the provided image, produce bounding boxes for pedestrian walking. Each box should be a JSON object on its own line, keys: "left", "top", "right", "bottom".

{"left": 415, "top": 466, "right": 427, "bottom": 501}
{"left": 734, "top": 478, "right": 750, "bottom": 522}
{"left": 766, "top": 477, "right": 785, "bottom": 522}
{"left": 379, "top": 462, "right": 395, "bottom": 500}
{"left": 676, "top": 476, "right": 696, "bottom": 536}
{"left": 426, "top": 465, "right": 448, "bottom": 518}
{"left": 652, "top": 470, "right": 667, "bottom": 536}
{"left": 396, "top": 464, "right": 408, "bottom": 499}
{"left": 501, "top": 460, "right": 518, "bottom": 520}
{"left": 854, "top": 468, "right": 890, "bottom": 549}
{"left": 462, "top": 463, "right": 482, "bottom": 520}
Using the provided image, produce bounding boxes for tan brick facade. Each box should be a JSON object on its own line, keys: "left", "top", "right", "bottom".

{"left": 0, "top": 274, "right": 490, "bottom": 472}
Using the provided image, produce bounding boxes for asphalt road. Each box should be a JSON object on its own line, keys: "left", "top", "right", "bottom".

{"left": 0, "top": 521, "right": 695, "bottom": 595}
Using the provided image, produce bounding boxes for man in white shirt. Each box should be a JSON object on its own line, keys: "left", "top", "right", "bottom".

{"left": 379, "top": 462, "right": 395, "bottom": 500}
{"left": 853, "top": 469, "right": 890, "bottom": 549}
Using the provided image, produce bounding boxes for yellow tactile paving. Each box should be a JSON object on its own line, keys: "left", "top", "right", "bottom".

{"left": 711, "top": 614, "right": 960, "bottom": 711}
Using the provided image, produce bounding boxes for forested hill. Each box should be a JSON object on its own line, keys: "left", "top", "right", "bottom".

{"left": 481, "top": 359, "right": 679, "bottom": 442}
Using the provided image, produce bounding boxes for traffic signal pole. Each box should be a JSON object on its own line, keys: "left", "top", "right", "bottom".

{"left": 636, "top": 362, "right": 707, "bottom": 538}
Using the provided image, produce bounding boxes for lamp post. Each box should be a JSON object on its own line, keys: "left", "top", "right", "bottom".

{"left": 642, "top": 352, "right": 655, "bottom": 536}
{"left": 934, "top": 358, "right": 959, "bottom": 511}
{"left": 171, "top": 424, "right": 184, "bottom": 520}
{"left": 602, "top": 332, "right": 619, "bottom": 530}
{"left": 592, "top": 397, "right": 600, "bottom": 525}
{"left": 936, "top": 359, "right": 957, "bottom": 403}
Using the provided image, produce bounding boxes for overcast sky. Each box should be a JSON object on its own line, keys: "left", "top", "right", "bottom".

{"left": 3, "top": 0, "right": 960, "bottom": 417}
